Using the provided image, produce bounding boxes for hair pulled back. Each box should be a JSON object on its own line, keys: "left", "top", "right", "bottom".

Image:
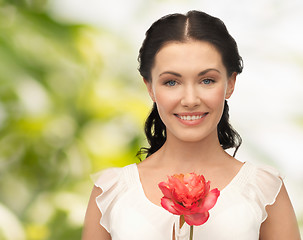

{"left": 137, "top": 10, "right": 243, "bottom": 158}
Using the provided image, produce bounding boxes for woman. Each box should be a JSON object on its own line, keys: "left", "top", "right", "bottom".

{"left": 82, "top": 11, "right": 300, "bottom": 240}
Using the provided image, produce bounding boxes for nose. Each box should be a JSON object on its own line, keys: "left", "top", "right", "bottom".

{"left": 180, "top": 85, "right": 201, "bottom": 108}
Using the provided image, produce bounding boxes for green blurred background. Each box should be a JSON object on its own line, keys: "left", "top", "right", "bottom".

{"left": 0, "top": 1, "right": 148, "bottom": 239}
{"left": 0, "top": 0, "right": 302, "bottom": 239}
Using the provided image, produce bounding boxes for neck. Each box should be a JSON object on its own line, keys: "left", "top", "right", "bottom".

{"left": 156, "top": 131, "right": 229, "bottom": 171}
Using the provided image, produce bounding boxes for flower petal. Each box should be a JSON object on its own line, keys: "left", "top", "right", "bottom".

{"left": 158, "top": 182, "right": 173, "bottom": 199}
{"left": 161, "top": 197, "right": 180, "bottom": 215}
{"left": 172, "top": 202, "right": 193, "bottom": 215}
{"left": 158, "top": 172, "right": 220, "bottom": 227}
{"left": 184, "top": 212, "right": 209, "bottom": 226}
{"left": 199, "top": 188, "right": 220, "bottom": 212}
{"left": 170, "top": 177, "right": 188, "bottom": 195}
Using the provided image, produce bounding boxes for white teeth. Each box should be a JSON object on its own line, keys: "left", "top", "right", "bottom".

{"left": 179, "top": 114, "right": 205, "bottom": 121}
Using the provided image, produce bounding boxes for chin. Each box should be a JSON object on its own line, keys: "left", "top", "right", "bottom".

{"left": 174, "top": 133, "right": 211, "bottom": 143}
{"left": 169, "top": 127, "right": 218, "bottom": 144}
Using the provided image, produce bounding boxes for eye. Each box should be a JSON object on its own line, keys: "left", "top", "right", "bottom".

{"left": 202, "top": 78, "right": 215, "bottom": 85}
{"left": 165, "top": 80, "right": 177, "bottom": 86}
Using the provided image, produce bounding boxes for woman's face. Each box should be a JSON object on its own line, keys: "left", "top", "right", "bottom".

{"left": 145, "top": 40, "right": 236, "bottom": 143}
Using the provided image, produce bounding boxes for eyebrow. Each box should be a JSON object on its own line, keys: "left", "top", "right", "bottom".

{"left": 159, "top": 68, "right": 221, "bottom": 77}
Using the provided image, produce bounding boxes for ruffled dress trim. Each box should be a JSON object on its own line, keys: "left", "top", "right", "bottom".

{"left": 240, "top": 162, "right": 283, "bottom": 223}
{"left": 90, "top": 162, "right": 282, "bottom": 236}
{"left": 91, "top": 167, "right": 126, "bottom": 233}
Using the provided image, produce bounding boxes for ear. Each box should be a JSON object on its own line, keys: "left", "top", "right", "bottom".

{"left": 225, "top": 72, "right": 237, "bottom": 99}
{"left": 144, "top": 78, "right": 155, "bottom": 102}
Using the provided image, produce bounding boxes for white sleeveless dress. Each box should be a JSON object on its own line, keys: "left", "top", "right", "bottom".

{"left": 91, "top": 161, "right": 282, "bottom": 240}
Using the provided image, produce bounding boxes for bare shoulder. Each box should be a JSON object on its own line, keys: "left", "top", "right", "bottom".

{"left": 137, "top": 153, "right": 166, "bottom": 182}
{"left": 213, "top": 156, "right": 243, "bottom": 176}
{"left": 137, "top": 152, "right": 159, "bottom": 168}
{"left": 137, "top": 153, "right": 163, "bottom": 176}
{"left": 259, "top": 181, "right": 301, "bottom": 240}
{"left": 82, "top": 186, "right": 111, "bottom": 240}
{"left": 230, "top": 158, "right": 245, "bottom": 172}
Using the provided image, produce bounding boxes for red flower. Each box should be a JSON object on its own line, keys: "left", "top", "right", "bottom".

{"left": 158, "top": 173, "right": 220, "bottom": 226}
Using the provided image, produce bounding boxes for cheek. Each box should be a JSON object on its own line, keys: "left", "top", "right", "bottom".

{"left": 154, "top": 89, "right": 179, "bottom": 110}
{"left": 203, "top": 87, "right": 226, "bottom": 110}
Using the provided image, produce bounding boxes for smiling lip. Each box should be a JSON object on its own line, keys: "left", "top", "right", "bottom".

{"left": 174, "top": 112, "right": 208, "bottom": 125}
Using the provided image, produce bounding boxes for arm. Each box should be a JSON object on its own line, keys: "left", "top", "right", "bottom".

{"left": 259, "top": 182, "right": 301, "bottom": 240}
{"left": 82, "top": 186, "right": 112, "bottom": 240}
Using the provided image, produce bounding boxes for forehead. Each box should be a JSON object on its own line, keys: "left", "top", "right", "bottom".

{"left": 152, "top": 40, "right": 226, "bottom": 75}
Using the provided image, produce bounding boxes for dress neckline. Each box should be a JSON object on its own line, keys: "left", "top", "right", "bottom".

{"left": 130, "top": 161, "right": 249, "bottom": 210}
